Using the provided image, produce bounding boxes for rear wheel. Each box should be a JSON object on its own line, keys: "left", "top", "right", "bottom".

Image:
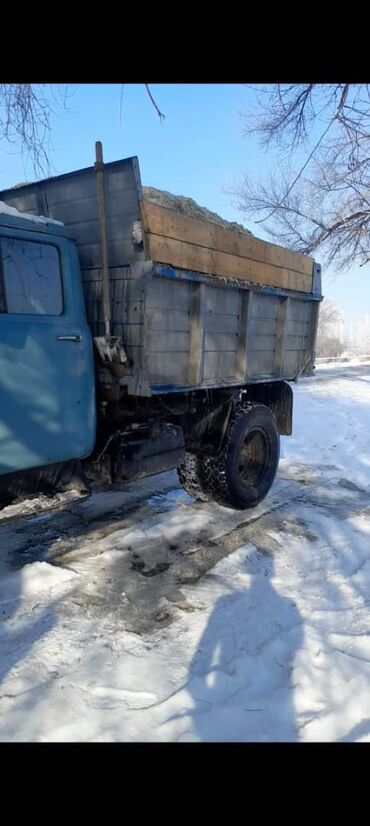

{"left": 201, "top": 403, "right": 280, "bottom": 509}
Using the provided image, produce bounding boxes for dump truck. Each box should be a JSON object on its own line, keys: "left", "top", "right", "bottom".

{"left": 0, "top": 144, "right": 322, "bottom": 510}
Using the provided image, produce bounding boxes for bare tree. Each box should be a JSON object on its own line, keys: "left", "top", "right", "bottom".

{"left": 144, "top": 85, "right": 165, "bottom": 122}
{"left": 357, "top": 314, "right": 370, "bottom": 353}
{"left": 0, "top": 84, "right": 164, "bottom": 180}
{"left": 315, "top": 298, "right": 344, "bottom": 357}
{"left": 0, "top": 84, "right": 73, "bottom": 177}
{"left": 237, "top": 85, "right": 370, "bottom": 269}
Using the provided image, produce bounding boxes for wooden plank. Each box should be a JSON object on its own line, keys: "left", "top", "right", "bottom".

{"left": 188, "top": 282, "right": 205, "bottom": 385}
{"left": 141, "top": 201, "right": 314, "bottom": 278}
{"left": 146, "top": 234, "right": 312, "bottom": 293}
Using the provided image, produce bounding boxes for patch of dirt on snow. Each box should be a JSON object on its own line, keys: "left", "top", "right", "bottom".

{"left": 18, "top": 476, "right": 364, "bottom": 635}
{"left": 3, "top": 463, "right": 370, "bottom": 637}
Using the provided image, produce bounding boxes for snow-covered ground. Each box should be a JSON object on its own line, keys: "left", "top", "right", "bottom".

{"left": 0, "top": 361, "right": 370, "bottom": 742}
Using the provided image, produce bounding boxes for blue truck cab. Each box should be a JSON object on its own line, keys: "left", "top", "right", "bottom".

{"left": 0, "top": 210, "right": 96, "bottom": 477}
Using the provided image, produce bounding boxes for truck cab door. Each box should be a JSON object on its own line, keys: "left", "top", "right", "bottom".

{"left": 0, "top": 228, "right": 96, "bottom": 476}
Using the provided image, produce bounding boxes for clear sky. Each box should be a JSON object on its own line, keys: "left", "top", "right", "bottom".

{"left": 0, "top": 83, "right": 368, "bottom": 330}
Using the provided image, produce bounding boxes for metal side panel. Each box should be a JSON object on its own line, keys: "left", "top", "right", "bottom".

{"left": 0, "top": 157, "right": 145, "bottom": 270}
{"left": 123, "top": 263, "right": 322, "bottom": 396}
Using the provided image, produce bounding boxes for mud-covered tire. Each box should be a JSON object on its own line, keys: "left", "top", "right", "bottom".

{"left": 177, "top": 453, "right": 210, "bottom": 502}
{"left": 201, "top": 403, "right": 280, "bottom": 510}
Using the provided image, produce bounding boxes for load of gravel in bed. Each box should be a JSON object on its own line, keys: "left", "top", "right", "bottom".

{"left": 143, "top": 186, "right": 252, "bottom": 235}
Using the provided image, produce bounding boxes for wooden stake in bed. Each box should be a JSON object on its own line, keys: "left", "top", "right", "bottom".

{"left": 93, "top": 141, "right": 128, "bottom": 374}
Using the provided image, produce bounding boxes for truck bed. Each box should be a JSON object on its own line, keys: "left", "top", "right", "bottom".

{"left": 0, "top": 156, "right": 322, "bottom": 398}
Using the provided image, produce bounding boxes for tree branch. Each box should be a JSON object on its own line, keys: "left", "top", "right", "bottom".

{"left": 144, "top": 84, "right": 165, "bottom": 122}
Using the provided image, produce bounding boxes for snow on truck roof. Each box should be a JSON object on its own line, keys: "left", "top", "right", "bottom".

{"left": 0, "top": 200, "right": 64, "bottom": 227}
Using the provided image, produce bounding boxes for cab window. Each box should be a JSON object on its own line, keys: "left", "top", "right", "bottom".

{"left": 0, "top": 237, "right": 63, "bottom": 315}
